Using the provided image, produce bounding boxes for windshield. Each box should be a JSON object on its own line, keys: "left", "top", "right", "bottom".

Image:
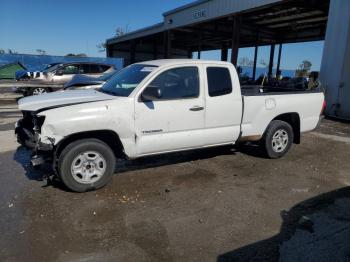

{"left": 43, "top": 63, "right": 62, "bottom": 73}
{"left": 100, "top": 64, "right": 157, "bottom": 97}
{"left": 97, "top": 71, "right": 117, "bottom": 81}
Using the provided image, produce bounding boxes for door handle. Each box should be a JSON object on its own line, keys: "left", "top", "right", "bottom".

{"left": 189, "top": 106, "right": 204, "bottom": 111}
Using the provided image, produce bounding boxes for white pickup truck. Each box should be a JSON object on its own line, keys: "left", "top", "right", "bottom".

{"left": 16, "top": 59, "right": 325, "bottom": 192}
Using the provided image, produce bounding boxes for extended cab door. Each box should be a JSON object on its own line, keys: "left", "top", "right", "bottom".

{"left": 203, "top": 65, "right": 242, "bottom": 144}
{"left": 135, "top": 65, "right": 205, "bottom": 155}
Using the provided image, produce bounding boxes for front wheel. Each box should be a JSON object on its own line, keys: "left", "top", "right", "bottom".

{"left": 28, "top": 86, "right": 49, "bottom": 96}
{"left": 261, "top": 120, "right": 294, "bottom": 159}
{"left": 58, "top": 139, "right": 116, "bottom": 192}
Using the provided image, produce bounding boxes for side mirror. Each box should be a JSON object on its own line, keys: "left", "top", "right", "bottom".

{"left": 141, "top": 86, "right": 162, "bottom": 101}
{"left": 56, "top": 69, "right": 63, "bottom": 76}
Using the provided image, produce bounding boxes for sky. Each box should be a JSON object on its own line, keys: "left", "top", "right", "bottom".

{"left": 1, "top": 0, "right": 324, "bottom": 71}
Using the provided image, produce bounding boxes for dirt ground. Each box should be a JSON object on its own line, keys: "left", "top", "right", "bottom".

{"left": 1, "top": 99, "right": 350, "bottom": 262}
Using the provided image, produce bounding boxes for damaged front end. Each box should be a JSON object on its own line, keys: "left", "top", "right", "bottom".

{"left": 15, "top": 111, "right": 53, "bottom": 166}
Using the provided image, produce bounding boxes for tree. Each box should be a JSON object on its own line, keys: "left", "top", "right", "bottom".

{"left": 238, "top": 57, "right": 253, "bottom": 67}
{"left": 296, "top": 60, "right": 312, "bottom": 77}
{"left": 299, "top": 60, "right": 312, "bottom": 71}
{"left": 97, "top": 42, "right": 107, "bottom": 53}
{"left": 115, "top": 24, "right": 129, "bottom": 36}
{"left": 0, "top": 49, "right": 5, "bottom": 55}
{"left": 36, "top": 49, "right": 47, "bottom": 55}
{"left": 97, "top": 25, "right": 130, "bottom": 53}
{"left": 259, "top": 59, "right": 267, "bottom": 68}
{"left": 65, "top": 53, "right": 87, "bottom": 57}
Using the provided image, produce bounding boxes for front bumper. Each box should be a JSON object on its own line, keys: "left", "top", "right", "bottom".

{"left": 15, "top": 119, "right": 53, "bottom": 151}
{"left": 15, "top": 119, "right": 54, "bottom": 166}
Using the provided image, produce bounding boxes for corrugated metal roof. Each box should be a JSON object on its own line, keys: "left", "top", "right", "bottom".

{"left": 106, "top": 22, "right": 165, "bottom": 45}
{"left": 106, "top": 0, "right": 283, "bottom": 45}
{"left": 162, "top": 0, "right": 211, "bottom": 16}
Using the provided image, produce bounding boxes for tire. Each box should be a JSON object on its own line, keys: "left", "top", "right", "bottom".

{"left": 261, "top": 120, "right": 294, "bottom": 159}
{"left": 28, "top": 86, "right": 49, "bottom": 96}
{"left": 58, "top": 138, "right": 116, "bottom": 192}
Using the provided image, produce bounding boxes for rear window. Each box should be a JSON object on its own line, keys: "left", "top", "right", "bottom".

{"left": 90, "top": 64, "right": 104, "bottom": 73}
{"left": 100, "top": 65, "right": 111, "bottom": 72}
{"left": 207, "top": 67, "right": 232, "bottom": 97}
{"left": 80, "top": 64, "right": 110, "bottom": 74}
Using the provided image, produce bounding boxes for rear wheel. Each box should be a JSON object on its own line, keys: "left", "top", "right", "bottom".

{"left": 28, "top": 86, "right": 49, "bottom": 96}
{"left": 58, "top": 139, "right": 116, "bottom": 192}
{"left": 261, "top": 120, "right": 294, "bottom": 159}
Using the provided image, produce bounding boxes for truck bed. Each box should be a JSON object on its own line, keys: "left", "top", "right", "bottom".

{"left": 240, "top": 88, "right": 324, "bottom": 140}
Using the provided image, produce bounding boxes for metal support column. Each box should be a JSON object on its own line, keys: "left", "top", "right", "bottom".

{"left": 130, "top": 40, "right": 136, "bottom": 64}
{"left": 268, "top": 44, "right": 275, "bottom": 76}
{"left": 230, "top": 16, "right": 241, "bottom": 66}
{"left": 187, "top": 49, "right": 192, "bottom": 59}
{"left": 153, "top": 39, "right": 158, "bottom": 59}
{"left": 276, "top": 44, "right": 282, "bottom": 74}
{"left": 163, "top": 30, "right": 171, "bottom": 59}
{"left": 252, "top": 45, "right": 258, "bottom": 80}
{"left": 221, "top": 45, "right": 228, "bottom": 61}
{"left": 197, "top": 33, "right": 202, "bottom": 59}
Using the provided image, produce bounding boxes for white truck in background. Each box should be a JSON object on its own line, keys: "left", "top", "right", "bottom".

{"left": 15, "top": 59, "right": 325, "bottom": 192}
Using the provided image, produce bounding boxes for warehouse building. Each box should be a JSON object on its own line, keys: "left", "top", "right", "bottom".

{"left": 106, "top": 0, "right": 350, "bottom": 120}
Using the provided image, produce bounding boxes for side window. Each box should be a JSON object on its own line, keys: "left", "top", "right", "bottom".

{"left": 147, "top": 67, "right": 199, "bottom": 100}
{"left": 207, "top": 67, "right": 232, "bottom": 97}
{"left": 80, "top": 64, "right": 90, "bottom": 74}
{"left": 62, "top": 64, "right": 79, "bottom": 74}
{"left": 100, "top": 65, "right": 111, "bottom": 72}
{"left": 89, "top": 64, "right": 102, "bottom": 73}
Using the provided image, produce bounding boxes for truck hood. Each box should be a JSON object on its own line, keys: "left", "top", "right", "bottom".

{"left": 18, "top": 89, "right": 115, "bottom": 112}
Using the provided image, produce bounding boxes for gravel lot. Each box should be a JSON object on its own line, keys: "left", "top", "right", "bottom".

{"left": 1, "top": 96, "right": 350, "bottom": 262}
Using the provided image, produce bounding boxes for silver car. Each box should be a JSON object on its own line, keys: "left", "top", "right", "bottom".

{"left": 16, "top": 62, "right": 115, "bottom": 96}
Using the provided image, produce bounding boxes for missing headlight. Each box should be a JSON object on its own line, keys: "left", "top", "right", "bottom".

{"left": 32, "top": 115, "right": 45, "bottom": 133}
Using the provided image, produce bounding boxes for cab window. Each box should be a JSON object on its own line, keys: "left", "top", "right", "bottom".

{"left": 207, "top": 67, "right": 232, "bottom": 97}
{"left": 146, "top": 67, "right": 199, "bottom": 100}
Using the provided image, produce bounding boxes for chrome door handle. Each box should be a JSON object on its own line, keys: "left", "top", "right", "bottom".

{"left": 189, "top": 106, "right": 204, "bottom": 111}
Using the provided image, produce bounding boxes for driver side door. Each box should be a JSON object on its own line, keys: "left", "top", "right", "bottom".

{"left": 135, "top": 65, "right": 205, "bottom": 156}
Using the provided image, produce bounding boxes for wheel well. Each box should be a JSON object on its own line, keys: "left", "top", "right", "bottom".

{"left": 54, "top": 130, "right": 125, "bottom": 159}
{"left": 272, "top": 113, "right": 300, "bottom": 144}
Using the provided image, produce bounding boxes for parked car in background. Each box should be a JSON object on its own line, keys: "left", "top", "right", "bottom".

{"left": 63, "top": 71, "right": 117, "bottom": 91}
{"left": 15, "top": 63, "right": 59, "bottom": 81}
{"left": 14, "top": 62, "right": 116, "bottom": 96}
{"left": 15, "top": 59, "right": 325, "bottom": 192}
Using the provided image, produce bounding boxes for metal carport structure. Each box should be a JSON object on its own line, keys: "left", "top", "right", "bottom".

{"left": 106, "top": 0, "right": 350, "bottom": 120}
